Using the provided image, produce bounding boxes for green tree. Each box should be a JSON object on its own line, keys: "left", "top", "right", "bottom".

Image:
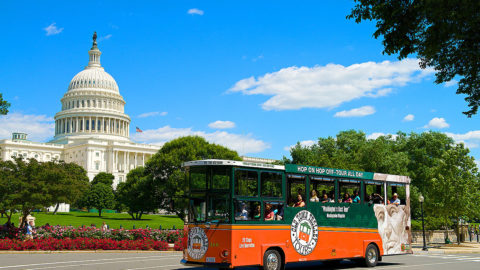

{"left": 0, "top": 160, "right": 17, "bottom": 224}
{"left": 348, "top": 1, "right": 480, "bottom": 117}
{"left": 7, "top": 158, "right": 56, "bottom": 227}
{"left": 289, "top": 130, "right": 408, "bottom": 175}
{"left": 0, "top": 93, "right": 10, "bottom": 115}
{"left": 429, "top": 144, "right": 480, "bottom": 244}
{"left": 116, "top": 167, "right": 156, "bottom": 220}
{"left": 83, "top": 183, "right": 115, "bottom": 217}
{"left": 45, "top": 161, "right": 89, "bottom": 214}
{"left": 91, "top": 172, "right": 114, "bottom": 186}
{"left": 144, "top": 136, "right": 241, "bottom": 219}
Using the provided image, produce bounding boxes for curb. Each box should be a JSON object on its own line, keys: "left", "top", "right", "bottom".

{"left": 413, "top": 249, "right": 480, "bottom": 254}
{"left": 0, "top": 250, "right": 183, "bottom": 254}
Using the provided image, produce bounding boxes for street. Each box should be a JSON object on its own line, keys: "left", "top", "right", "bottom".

{"left": 0, "top": 252, "right": 480, "bottom": 270}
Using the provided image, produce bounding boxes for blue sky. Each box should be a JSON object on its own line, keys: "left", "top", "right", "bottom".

{"left": 1, "top": 0, "right": 480, "bottom": 163}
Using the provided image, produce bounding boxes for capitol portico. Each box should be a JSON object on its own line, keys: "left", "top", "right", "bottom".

{"left": 0, "top": 33, "right": 160, "bottom": 187}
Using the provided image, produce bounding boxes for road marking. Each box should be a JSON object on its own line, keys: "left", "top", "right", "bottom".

{"left": 25, "top": 257, "right": 182, "bottom": 270}
{"left": 377, "top": 259, "right": 479, "bottom": 269}
{"left": 125, "top": 264, "right": 183, "bottom": 270}
{"left": 0, "top": 255, "right": 181, "bottom": 269}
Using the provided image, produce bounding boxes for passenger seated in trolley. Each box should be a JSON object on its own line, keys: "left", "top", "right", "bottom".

{"left": 341, "top": 193, "right": 353, "bottom": 203}
{"left": 388, "top": 193, "right": 401, "bottom": 206}
{"left": 294, "top": 194, "right": 306, "bottom": 207}
{"left": 264, "top": 204, "right": 275, "bottom": 221}
{"left": 254, "top": 205, "right": 261, "bottom": 219}
{"left": 352, "top": 190, "right": 361, "bottom": 203}
{"left": 235, "top": 203, "right": 249, "bottom": 220}
{"left": 372, "top": 193, "right": 384, "bottom": 204}
{"left": 310, "top": 190, "right": 319, "bottom": 202}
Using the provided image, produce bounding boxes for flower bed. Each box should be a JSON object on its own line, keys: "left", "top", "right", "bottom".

{"left": 0, "top": 225, "right": 185, "bottom": 251}
{"left": 0, "top": 238, "right": 169, "bottom": 251}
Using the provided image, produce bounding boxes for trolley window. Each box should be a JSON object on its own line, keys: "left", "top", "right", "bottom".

{"left": 365, "top": 181, "right": 385, "bottom": 204}
{"left": 309, "top": 176, "right": 335, "bottom": 203}
{"left": 339, "top": 179, "right": 361, "bottom": 203}
{"left": 287, "top": 174, "right": 306, "bottom": 207}
{"left": 261, "top": 171, "right": 283, "bottom": 198}
{"left": 235, "top": 170, "right": 258, "bottom": 197}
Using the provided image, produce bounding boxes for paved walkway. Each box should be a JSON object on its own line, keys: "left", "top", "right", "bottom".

{"left": 412, "top": 242, "right": 480, "bottom": 254}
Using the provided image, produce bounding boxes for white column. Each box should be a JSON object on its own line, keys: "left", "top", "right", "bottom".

{"left": 127, "top": 152, "right": 130, "bottom": 170}
{"left": 142, "top": 154, "right": 145, "bottom": 167}
{"left": 115, "top": 150, "right": 118, "bottom": 170}
{"left": 123, "top": 152, "right": 127, "bottom": 171}
{"left": 76, "top": 117, "right": 79, "bottom": 133}
{"left": 134, "top": 153, "right": 137, "bottom": 168}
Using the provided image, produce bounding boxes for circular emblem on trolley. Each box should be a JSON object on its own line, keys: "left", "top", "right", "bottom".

{"left": 187, "top": 227, "right": 209, "bottom": 260}
{"left": 291, "top": 210, "right": 318, "bottom": 256}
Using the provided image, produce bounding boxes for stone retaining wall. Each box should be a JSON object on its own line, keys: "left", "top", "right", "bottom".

{"left": 412, "top": 230, "right": 479, "bottom": 244}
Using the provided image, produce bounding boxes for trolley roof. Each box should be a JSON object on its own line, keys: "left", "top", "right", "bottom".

{"left": 182, "top": 159, "right": 410, "bottom": 184}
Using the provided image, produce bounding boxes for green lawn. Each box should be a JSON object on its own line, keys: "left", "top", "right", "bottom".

{"left": 0, "top": 211, "right": 184, "bottom": 230}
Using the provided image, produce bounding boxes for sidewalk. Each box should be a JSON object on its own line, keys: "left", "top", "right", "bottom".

{"left": 412, "top": 242, "right": 480, "bottom": 254}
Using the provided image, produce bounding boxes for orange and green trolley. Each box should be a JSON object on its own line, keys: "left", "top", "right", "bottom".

{"left": 181, "top": 160, "right": 412, "bottom": 269}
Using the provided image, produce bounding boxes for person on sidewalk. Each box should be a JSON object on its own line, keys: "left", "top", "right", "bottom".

{"left": 25, "top": 220, "right": 35, "bottom": 240}
{"left": 102, "top": 222, "right": 108, "bottom": 231}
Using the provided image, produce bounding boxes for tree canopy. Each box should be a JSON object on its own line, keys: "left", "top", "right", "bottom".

{"left": 91, "top": 172, "right": 115, "bottom": 186}
{"left": 116, "top": 167, "right": 156, "bottom": 220}
{"left": 0, "top": 158, "right": 90, "bottom": 225}
{"left": 144, "top": 136, "right": 241, "bottom": 218}
{"left": 0, "top": 93, "right": 9, "bottom": 115}
{"left": 288, "top": 130, "right": 480, "bottom": 230}
{"left": 348, "top": 0, "right": 480, "bottom": 117}
{"left": 40, "top": 161, "right": 89, "bottom": 214}
{"left": 82, "top": 183, "right": 115, "bottom": 217}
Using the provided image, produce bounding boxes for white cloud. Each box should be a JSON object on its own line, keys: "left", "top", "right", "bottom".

{"left": 98, "top": 34, "right": 112, "bottom": 42}
{"left": 229, "top": 58, "right": 433, "bottom": 111}
{"left": 44, "top": 23, "right": 63, "bottom": 36}
{"left": 0, "top": 113, "right": 54, "bottom": 142}
{"left": 366, "top": 132, "right": 398, "bottom": 140}
{"left": 208, "top": 120, "right": 236, "bottom": 129}
{"left": 403, "top": 114, "right": 415, "bottom": 122}
{"left": 284, "top": 140, "right": 316, "bottom": 151}
{"left": 187, "top": 8, "right": 204, "bottom": 15}
{"left": 445, "top": 130, "right": 480, "bottom": 149}
{"left": 423, "top": 117, "right": 449, "bottom": 129}
{"left": 334, "top": 106, "right": 375, "bottom": 118}
{"left": 138, "top": 111, "right": 167, "bottom": 118}
{"left": 131, "top": 126, "right": 269, "bottom": 155}
{"left": 444, "top": 79, "right": 458, "bottom": 87}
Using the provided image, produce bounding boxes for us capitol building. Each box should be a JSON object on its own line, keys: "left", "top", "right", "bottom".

{"left": 0, "top": 33, "right": 160, "bottom": 188}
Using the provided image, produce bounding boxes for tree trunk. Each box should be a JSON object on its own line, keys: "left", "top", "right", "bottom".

{"left": 129, "top": 212, "right": 134, "bottom": 220}
{"left": 139, "top": 212, "right": 143, "bottom": 220}
{"left": 53, "top": 203, "right": 60, "bottom": 215}
{"left": 456, "top": 218, "right": 461, "bottom": 245}
{"left": 98, "top": 209, "right": 102, "bottom": 217}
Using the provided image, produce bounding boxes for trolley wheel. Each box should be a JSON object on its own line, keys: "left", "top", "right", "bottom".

{"left": 364, "top": 244, "right": 379, "bottom": 267}
{"left": 263, "top": 249, "right": 283, "bottom": 270}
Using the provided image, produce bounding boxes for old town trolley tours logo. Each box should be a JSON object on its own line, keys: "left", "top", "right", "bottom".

{"left": 187, "top": 227, "right": 209, "bottom": 260}
{"left": 291, "top": 210, "right": 319, "bottom": 256}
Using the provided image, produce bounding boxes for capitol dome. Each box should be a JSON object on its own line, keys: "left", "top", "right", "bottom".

{"left": 68, "top": 68, "right": 119, "bottom": 92}
{"left": 51, "top": 32, "right": 131, "bottom": 143}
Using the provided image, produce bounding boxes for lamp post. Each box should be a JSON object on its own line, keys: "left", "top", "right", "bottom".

{"left": 419, "top": 194, "right": 428, "bottom": 251}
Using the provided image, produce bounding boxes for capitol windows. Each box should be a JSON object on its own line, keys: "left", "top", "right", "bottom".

{"left": 12, "top": 152, "right": 17, "bottom": 157}
{"left": 86, "top": 120, "right": 89, "bottom": 130}
{"left": 96, "top": 152, "right": 100, "bottom": 157}
{"left": 77, "top": 100, "right": 79, "bottom": 107}
{"left": 82, "top": 100, "right": 85, "bottom": 107}
{"left": 87, "top": 100, "right": 91, "bottom": 107}
{"left": 95, "top": 162, "right": 100, "bottom": 170}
